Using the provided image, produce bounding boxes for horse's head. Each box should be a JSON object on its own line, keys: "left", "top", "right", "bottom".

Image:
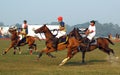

{"left": 69, "top": 27, "right": 82, "bottom": 40}
{"left": 69, "top": 28, "right": 76, "bottom": 37}
{"left": 34, "top": 24, "right": 48, "bottom": 34}
{"left": 8, "top": 26, "right": 17, "bottom": 34}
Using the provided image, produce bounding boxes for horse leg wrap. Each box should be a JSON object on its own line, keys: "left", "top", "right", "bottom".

{"left": 30, "top": 49, "right": 33, "bottom": 55}
{"left": 13, "top": 51, "right": 16, "bottom": 55}
{"left": 59, "top": 57, "right": 70, "bottom": 66}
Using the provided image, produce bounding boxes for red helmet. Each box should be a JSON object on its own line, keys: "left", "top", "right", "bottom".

{"left": 57, "top": 16, "right": 63, "bottom": 21}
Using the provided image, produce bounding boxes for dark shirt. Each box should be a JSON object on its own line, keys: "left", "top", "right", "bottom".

{"left": 59, "top": 21, "right": 65, "bottom": 27}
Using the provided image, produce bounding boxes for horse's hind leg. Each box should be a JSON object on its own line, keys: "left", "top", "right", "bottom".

{"left": 29, "top": 45, "right": 33, "bottom": 55}
{"left": 32, "top": 44, "right": 37, "bottom": 51}
{"left": 107, "top": 48, "right": 115, "bottom": 56}
{"left": 13, "top": 47, "right": 17, "bottom": 55}
{"left": 99, "top": 47, "right": 118, "bottom": 61}
{"left": 18, "top": 47, "right": 21, "bottom": 54}
{"left": 107, "top": 48, "right": 119, "bottom": 60}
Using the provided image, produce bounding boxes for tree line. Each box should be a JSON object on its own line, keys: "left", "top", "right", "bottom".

{"left": 0, "top": 21, "right": 120, "bottom": 37}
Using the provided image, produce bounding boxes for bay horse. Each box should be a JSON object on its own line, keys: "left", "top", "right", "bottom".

{"left": 59, "top": 28, "right": 118, "bottom": 66}
{"left": 2, "top": 27, "right": 40, "bottom": 55}
{"left": 34, "top": 24, "right": 70, "bottom": 58}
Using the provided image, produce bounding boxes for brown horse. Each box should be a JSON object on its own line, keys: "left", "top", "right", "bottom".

{"left": 59, "top": 28, "right": 118, "bottom": 66}
{"left": 34, "top": 24, "right": 69, "bottom": 58}
{"left": 2, "top": 27, "right": 40, "bottom": 55}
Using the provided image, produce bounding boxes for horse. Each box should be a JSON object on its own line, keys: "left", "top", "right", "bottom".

{"left": 34, "top": 24, "right": 70, "bottom": 58}
{"left": 59, "top": 28, "right": 118, "bottom": 66}
{"left": 2, "top": 27, "right": 40, "bottom": 55}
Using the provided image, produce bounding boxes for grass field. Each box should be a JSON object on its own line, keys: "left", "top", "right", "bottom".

{"left": 0, "top": 40, "right": 120, "bottom": 75}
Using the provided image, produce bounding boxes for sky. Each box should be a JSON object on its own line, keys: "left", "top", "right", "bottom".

{"left": 0, "top": 0, "right": 120, "bottom": 26}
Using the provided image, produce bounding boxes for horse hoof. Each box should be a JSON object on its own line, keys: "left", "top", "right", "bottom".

{"left": 36, "top": 57, "right": 39, "bottom": 61}
{"left": 116, "top": 57, "right": 119, "bottom": 59}
{"left": 59, "top": 64, "right": 63, "bottom": 66}
{"left": 51, "top": 56, "right": 56, "bottom": 58}
{"left": 82, "top": 61, "right": 85, "bottom": 63}
{"left": 13, "top": 51, "right": 16, "bottom": 55}
{"left": 1, "top": 54, "right": 4, "bottom": 56}
{"left": 19, "top": 52, "right": 22, "bottom": 54}
{"left": 1, "top": 51, "right": 6, "bottom": 55}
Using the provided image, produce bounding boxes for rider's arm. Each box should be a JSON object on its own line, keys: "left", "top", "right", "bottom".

{"left": 85, "top": 30, "right": 94, "bottom": 35}
{"left": 59, "top": 26, "right": 65, "bottom": 31}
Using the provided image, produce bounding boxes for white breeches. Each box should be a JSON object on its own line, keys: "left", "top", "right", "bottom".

{"left": 56, "top": 31, "right": 66, "bottom": 38}
{"left": 87, "top": 33, "right": 95, "bottom": 40}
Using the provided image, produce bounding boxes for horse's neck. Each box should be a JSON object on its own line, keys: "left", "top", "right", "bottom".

{"left": 12, "top": 32, "right": 18, "bottom": 37}
{"left": 44, "top": 29, "right": 54, "bottom": 39}
{"left": 75, "top": 33, "right": 82, "bottom": 40}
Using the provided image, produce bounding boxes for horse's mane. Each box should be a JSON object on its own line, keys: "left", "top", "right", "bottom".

{"left": 44, "top": 25, "right": 58, "bottom": 38}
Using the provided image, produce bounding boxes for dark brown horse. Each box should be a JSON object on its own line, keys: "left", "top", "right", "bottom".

{"left": 34, "top": 24, "right": 69, "bottom": 58}
{"left": 59, "top": 28, "right": 118, "bottom": 66}
{"left": 2, "top": 27, "right": 40, "bottom": 55}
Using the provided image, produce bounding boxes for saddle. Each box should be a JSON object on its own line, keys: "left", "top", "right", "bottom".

{"left": 90, "top": 38, "right": 97, "bottom": 45}
{"left": 58, "top": 35, "right": 68, "bottom": 45}
{"left": 17, "top": 37, "right": 27, "bottom": 46}
{"left": 82, "top": 37, "right": 97, "bottom": 45}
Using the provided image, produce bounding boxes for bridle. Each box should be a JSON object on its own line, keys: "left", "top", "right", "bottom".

{"left": 36, "top": 29, "right": 59, "bottom": 40}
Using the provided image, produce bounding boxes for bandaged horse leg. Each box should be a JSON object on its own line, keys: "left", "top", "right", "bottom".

{"left": 13, "top": 46, "right": 17, "bottom": 55}
{"left": 59, "top": 57, "right": 70, "bottom": 66}
{"left": 18, "top": 47, "right": 21, "bottom": 54}
{"left": 32, "top": 44, "right": 37, "bottom": 51}
{"left": 59, "top": 48, "right": 72, "bottom": 66}
{"left": 29, "top": 45, "right": 34, "bottom": 55}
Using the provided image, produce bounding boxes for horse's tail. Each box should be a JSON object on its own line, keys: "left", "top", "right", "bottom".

{"left": 106, "top": 38, "right": 114, "bottom": 45}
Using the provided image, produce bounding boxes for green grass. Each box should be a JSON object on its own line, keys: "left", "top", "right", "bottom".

{"left": 0, "top": 40, "right": 120, "bottom": 75}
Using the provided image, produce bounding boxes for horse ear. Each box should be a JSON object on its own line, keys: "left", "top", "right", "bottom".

{"left": 76, "top": 28, "right": 79, "bottom": 30}
{"left": 73, "top": 27, "right": 76, "bottom": 30}
{"left": 43, "top": 24, "right": 46, "bottom": 26}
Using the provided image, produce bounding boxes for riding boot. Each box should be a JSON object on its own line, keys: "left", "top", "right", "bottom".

{"left": 86, "top": 38, "right": 90, "bottom": 50}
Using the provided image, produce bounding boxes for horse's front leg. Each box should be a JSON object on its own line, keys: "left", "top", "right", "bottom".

{"left": 2, "top": 44, "right": 13, "bottom": 55}
{"left": 37, "top": 48, "right": 55, "bottom": 60}
{"left": 59, "top": 47, "right": 72, "bottom": 66}
{"left": 44, "top": 47, "right": 56, "bottom": 58}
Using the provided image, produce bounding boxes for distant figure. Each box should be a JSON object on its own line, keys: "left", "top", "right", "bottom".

{"left": 56, "top": 16, "right": 66, "bottom": 38}
{"left": 108, "top": 33, "right": 112, "bottom": 39}
{"left": 85, "top": 20, "right": 96, "bottom": 49}
{"left": 0, "top": 27, "right": 3, "bottom": 36}
{"left": 21, "top": 20, "right": 28, "bottom": 38}
{"left": 0, "top": 27, "right": 3, "bottom": 38}
{"left": 17, "top": 20, "right": 28, "bottom": 45}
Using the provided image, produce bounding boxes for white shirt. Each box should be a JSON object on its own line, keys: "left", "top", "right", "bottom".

{"left": 22, "top": 24, "right": 28, "bottom": 29}
{"left": 88, "top": 25, "right": 96, "bottom": 34}
{"left": 87, "top": 25, "right": 96, "bottom": 40}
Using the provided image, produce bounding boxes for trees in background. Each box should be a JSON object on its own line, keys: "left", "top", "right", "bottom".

{"left": 0, "top": 21, "right": 120, "bottom": 37}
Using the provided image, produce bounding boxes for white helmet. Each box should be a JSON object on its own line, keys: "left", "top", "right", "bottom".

{"left": 9, "top": 25, "right": 17, "bottom": 30}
